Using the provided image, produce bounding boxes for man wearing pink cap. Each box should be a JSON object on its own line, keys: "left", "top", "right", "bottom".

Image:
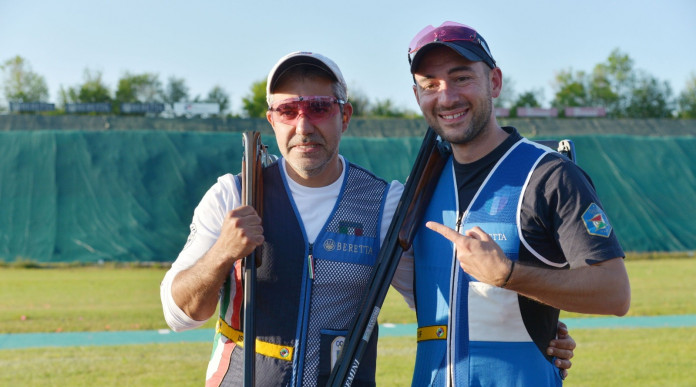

{"left": 405, "top": 22, "right": 631, "bottom": 386}
{"left": 160, "top": 50, "right": 576, "bottom": 386}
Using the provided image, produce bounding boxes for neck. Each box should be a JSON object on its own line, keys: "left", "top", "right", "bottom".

{"left": 285, "top": 156, "right": 344, "bottom": 188}
{"left": 451, "top": 120, "right": 508, "bottom": 164}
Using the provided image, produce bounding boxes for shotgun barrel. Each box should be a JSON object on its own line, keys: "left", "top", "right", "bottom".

{"left": 326, "top": 127, "right": 450, "bottom": 387}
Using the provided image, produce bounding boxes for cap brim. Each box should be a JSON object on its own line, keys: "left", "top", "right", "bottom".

{"left": 410, "top": 41, "right": 493, "bottom": 73}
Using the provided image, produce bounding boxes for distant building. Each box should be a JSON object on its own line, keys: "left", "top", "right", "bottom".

{"left": 564, "top": 107, "right": 606, "bottom": 117}
{"left": 65, "top": 103, "right": 111, "bottom": 114}
{"left": 10, "top": 102, "right": 55, "bottom": 113}
{"left": 171, "top": 102, "right": 220, "bottom": 118}
{"left": 121, "top": 103, "right": 166, "bottom": 115}
{"left": 517, "top": 107, "right": 558, "bottom": 118}
{"left": 495, "top": 107, "right": 510, "bottom": 117}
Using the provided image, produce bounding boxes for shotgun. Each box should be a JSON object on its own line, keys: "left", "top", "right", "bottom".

{"left": 241, "top": 131, "right": 275, "bottom": 387}
{"left": 326, "top": 127, "right": 450, "bottom": 387}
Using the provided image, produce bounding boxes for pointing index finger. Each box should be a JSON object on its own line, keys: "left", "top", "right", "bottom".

{"left": 425, "top": 221, "right": 461, "bottom": 242}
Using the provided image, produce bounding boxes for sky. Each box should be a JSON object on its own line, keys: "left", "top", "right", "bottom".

{"left": 1, "top": 0, "right": 694, "bottom": 114}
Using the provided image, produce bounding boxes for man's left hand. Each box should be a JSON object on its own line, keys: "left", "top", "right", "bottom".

{"left": 548, "top": 321, "right": 576, "bottom": 379}
{"left": 425, "top": 222, "right": 512, "bottom": 287}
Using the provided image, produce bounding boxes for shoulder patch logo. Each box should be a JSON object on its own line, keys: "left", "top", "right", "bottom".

{"left": 582, "top": 203, "right": 612, "bottom": 237}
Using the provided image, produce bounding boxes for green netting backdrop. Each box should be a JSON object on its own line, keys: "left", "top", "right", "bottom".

{"left": 1, "top": 130, "right": 694, "bottom": 263}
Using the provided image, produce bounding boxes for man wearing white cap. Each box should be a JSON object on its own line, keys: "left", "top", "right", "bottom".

{"left": 160, "top": 51, "right": 576, "bottom": 386}
{"left": 160, "top": 51, "right": 406, "bottom": 386}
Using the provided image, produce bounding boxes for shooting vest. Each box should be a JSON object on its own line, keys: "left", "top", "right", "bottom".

{"left": 207, "top": 160, "right": 388, "bottom": 387}
{"left": 411, "top": 139, "right": 563, "bottom": 386}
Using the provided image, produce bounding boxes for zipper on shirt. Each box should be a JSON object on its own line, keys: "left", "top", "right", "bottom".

{"left": 308, "top": 243, "right": 315, "bottom": 280}
{"left": 449, "top": 211, "right": 465, "bottom": 387}
{"left": 455, "top": 211, "right": 464, "bottom": 232}
{"left": 295, "top": 242, "right": 315, "bottom": 386}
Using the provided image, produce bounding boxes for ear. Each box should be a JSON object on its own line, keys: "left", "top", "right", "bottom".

{"left": 266, "top": 109, "right": 274, "bottom": 126}
{"left": 490, "top": 67, "right": 503, "bottom": 99}
{"left": 413, "top": 83, "right": 420, "bottom": 105}
{"left": 341, "top": 102, "right": 353, "bottom": 133}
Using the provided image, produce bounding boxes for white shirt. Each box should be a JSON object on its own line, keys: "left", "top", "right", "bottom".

{"left": 160, "top": 156, "right": 415, "bottom": 332}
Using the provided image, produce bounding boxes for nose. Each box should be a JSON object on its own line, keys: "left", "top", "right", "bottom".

{"left": 438, "top": 81, "right": 460, "bottom": 106}
{"left": 295, "top": 112, "right": 315, "bottom": 135}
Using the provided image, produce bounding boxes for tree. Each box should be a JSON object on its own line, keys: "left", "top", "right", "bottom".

{"left": 588, "top": 65, "right": 620, "bottom": 114}
{"left": 60, "top": 69, "right": 111, "bottom": 105}
{"left": 677, "top": 73, "right": 696, "bottom": 119}
{"left": 549, "top": 50, "right": 630, "bottom": 115}
{"left": 241, "top": 79, "right": 267, "bottom": 118}
{"left": 496, "top": 74, "right": 516, "bottom": 109}
{"left": 1, "top": 55, "right": 49, "bottom": 102}
{"left": 162, "top": 76, "right": 189, "bottom": 108}
{"left": 348, "top": 84, "right": 419, "bottom": 118}
{"left": 370, "top": 99, "right": 397, "bottom": 117}
{"left": 347, "top": 86, "right": 371, "bottom": 117}
{"left": 58, "top": 69, "right": 112, "bottom": 114}
{"left": 115, "top": 72, "right": 162, "bottom": 103}
{"left": 368, "top": 98, "right": 418, "bottom": 118}
{"left": 510, "top": 89, "right": 542, "bottom": 117}
{"left": 624, "top": 72, "right": 673, "bottom": 118}
{"left": 78, "top": 70, "right": 111, "bottom": 103}
{"left": 513, "top": 90, "right": 542, "bottom": 108}
{"left": 589, "top": 49, "right": 634, "bottom": 116}
{"left": 551, "top": 69, "right": 591, "bottom": 109}
{"left": 206, "top": 85, "right": 230, "bottom": 115}
{"left": 58, "top": 86, "right": 78, "bottom": 107}
{"left": 510, "top": 90, "right": 543, "bottom": 117}
{"left": 549, "top": 49, "right": 676, "bottom": 118}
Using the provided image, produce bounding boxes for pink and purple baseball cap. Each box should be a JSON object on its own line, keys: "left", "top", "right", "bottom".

{"left": 408, "top": 22, "right": 496, "bottom": 72}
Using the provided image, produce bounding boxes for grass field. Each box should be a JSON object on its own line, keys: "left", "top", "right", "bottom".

{"left": 1, "top": 255, "right": 695, "bottom": 386}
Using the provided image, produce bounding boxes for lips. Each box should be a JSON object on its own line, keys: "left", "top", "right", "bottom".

{"left": 289, "top": 140, "right": 322, "bottom": 153}
{"left": 438, "top": 106, "right": 469, "bottom": 122}
{"left": 440, "top": 111, "right": 466, "bottom": 120}
{"left": 293, "top": 144, "right": 319, "bottom": 151}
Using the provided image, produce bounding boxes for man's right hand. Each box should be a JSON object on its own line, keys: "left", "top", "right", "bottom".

{"left": 171, "top": 206, "right": 264, "bottom": 321}
{"left": 215, "top": 206, "right": 264, "bottom": 264}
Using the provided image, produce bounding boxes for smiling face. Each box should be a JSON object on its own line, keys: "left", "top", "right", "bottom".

{"left": 266, "top": 73, "right": 352, "bottom": 187}
{"left": 412, "top": 46, "right": 502, "bottom": 148}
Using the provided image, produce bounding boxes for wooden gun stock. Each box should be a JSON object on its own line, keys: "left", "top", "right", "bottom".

{"left": 397, "top": 141, "right": 449, "bottom": 250}
{"left": 241, "top": 132, "right": 265, "bottom": 267}
{"left": 241, "top": 131, "right": 274, "bottom": 387}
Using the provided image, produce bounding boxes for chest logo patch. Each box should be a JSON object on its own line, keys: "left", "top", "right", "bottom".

{"left": 338, "top": 221, "right": 364, "bottom": 236}
{"left": 323, "top": 239, "right": 336, "bottom": 251}
{"left": 484, "top": 195, "right": 510, "bottom": 216}
{"left": 582, "top": 203, "right": 612, "bottom": 237}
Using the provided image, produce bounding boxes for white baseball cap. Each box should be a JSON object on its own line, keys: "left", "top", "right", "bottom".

{"left": 266, "top": 51, "right": 347, "bottom": 105}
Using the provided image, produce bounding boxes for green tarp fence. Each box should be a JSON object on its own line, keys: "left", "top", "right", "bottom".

{"left": 1, "top": 130, "right": 694, "bottom": 263}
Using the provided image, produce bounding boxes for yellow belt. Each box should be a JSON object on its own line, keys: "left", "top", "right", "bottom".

{"left": 417, "top": 325, "right": 448, "bottom": 342}
{"left": 216, "top": 318, "right": 293, "bottom": 361}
